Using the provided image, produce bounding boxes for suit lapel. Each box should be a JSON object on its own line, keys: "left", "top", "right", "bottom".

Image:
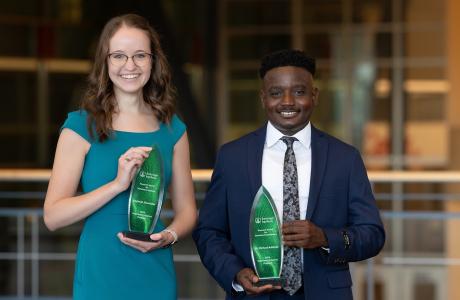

{"left": 306, "top": 126, "right": 328, "bottom": 220}
{"left": 247, "top": 125, "right": 267, "bottom": 197}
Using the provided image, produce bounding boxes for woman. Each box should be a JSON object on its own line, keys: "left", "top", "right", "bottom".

{"left": 44, "top": 14, "right": 197, "bottom": 299}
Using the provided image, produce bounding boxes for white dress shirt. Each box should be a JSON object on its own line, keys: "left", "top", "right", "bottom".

{"left": 232, "top": 122, "right": 312, "bottom": 292}
{"left": 262, "top": 121, "right": 311, "bottom": 223}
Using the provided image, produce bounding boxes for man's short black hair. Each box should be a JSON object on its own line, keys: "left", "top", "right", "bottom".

{"left": 259, "top": 49, "right": 316, "bottom": 79}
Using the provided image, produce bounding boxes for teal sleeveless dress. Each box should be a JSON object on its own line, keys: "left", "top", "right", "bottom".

{"left": 62, "top": 110, "right": 185, "bottom": 300}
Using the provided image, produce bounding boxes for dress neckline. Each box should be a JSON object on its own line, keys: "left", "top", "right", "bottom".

{"left": 113, "top": 122, "right": 164, "bottom": 134}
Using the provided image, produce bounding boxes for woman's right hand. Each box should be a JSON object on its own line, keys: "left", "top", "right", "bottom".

{"left": 113, "top": 146, "right": 152, "bottom": 192}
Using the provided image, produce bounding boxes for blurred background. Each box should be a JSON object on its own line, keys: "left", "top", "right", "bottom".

{"left": 1, "top": 0, "right": 460, "bottom": 299}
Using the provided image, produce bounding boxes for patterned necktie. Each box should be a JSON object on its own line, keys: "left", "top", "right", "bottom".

{"left": 280, "top": 136, "right": 302, "bottom": 295}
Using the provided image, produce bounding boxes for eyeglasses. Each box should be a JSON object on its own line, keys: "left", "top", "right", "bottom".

{"left": 108, "top": 52, "right": 153, "bottom": 67}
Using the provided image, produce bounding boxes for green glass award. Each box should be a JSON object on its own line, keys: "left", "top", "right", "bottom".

{"left": 250, "top": 186, "right": 283, "bottom": 286}
{"left": 123, "top": 145, "right": 164, "bottom": 242}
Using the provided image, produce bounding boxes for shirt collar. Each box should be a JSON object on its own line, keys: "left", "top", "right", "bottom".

{"left": 265, "top": 121, "right": 311, "bottom": 149}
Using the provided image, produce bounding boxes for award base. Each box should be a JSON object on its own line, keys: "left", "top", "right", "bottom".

{"left": 254, "top": 278, "right": 284, "bottom": 287}
{"left": 122, "top": 231, "right": 158, "bottom": 242}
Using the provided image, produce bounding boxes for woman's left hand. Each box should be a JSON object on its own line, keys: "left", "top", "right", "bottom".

{"left": 117, "top": 231, "right": 174, "bottom": 253}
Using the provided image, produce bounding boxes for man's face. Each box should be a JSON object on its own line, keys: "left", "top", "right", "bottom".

{"left": 261, "top": 66, "right": 319, "bottom": 136}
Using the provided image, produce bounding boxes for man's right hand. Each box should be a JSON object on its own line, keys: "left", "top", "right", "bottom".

{"left": 236, "top": 268, "right": 281, "bottom": 295}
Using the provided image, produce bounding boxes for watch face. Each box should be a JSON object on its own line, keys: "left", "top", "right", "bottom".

{"left": 343, "top": 231, "right": 350, "bottom": 249}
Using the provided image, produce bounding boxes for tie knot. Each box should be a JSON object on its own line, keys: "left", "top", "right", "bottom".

{"left": 281, "top": 136, "right": 297, "bottom": 149}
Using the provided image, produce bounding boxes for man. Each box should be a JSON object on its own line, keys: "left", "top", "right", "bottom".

{"left": 193, "top": 49, "right": 385, "bottom": 299}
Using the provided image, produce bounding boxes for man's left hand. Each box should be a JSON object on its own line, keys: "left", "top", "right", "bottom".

{"left": 282, "top": 220, "right": 328, "bottom": 249}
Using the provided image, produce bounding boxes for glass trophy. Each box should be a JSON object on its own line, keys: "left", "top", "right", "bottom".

{"left": 249, "top": 186, "right": 284, "bottom": 286}
{"left": 123, "top": 145, "right": 164, "bottom": 242}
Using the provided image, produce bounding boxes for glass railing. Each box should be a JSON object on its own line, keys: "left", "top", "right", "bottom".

{"left": 1, "top": 169, "right": 460, "bottom": 300}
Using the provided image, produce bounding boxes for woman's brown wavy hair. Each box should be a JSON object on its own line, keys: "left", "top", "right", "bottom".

{"left": 81, "top": 14, "right": 176, "bottom": 142}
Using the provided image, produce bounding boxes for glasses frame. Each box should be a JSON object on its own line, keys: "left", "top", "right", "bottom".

{"left": 107, "top": 52, "right": 154, "bottom": 67}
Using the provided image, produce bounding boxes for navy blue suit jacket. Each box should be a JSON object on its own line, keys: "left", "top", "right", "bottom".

{"left": 193, "top": 124, "right": 385, "bottom": 299}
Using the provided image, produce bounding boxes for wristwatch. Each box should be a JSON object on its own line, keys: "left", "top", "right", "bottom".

{"left": 342, "top": 230, "right": 350, "bottom": 250}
